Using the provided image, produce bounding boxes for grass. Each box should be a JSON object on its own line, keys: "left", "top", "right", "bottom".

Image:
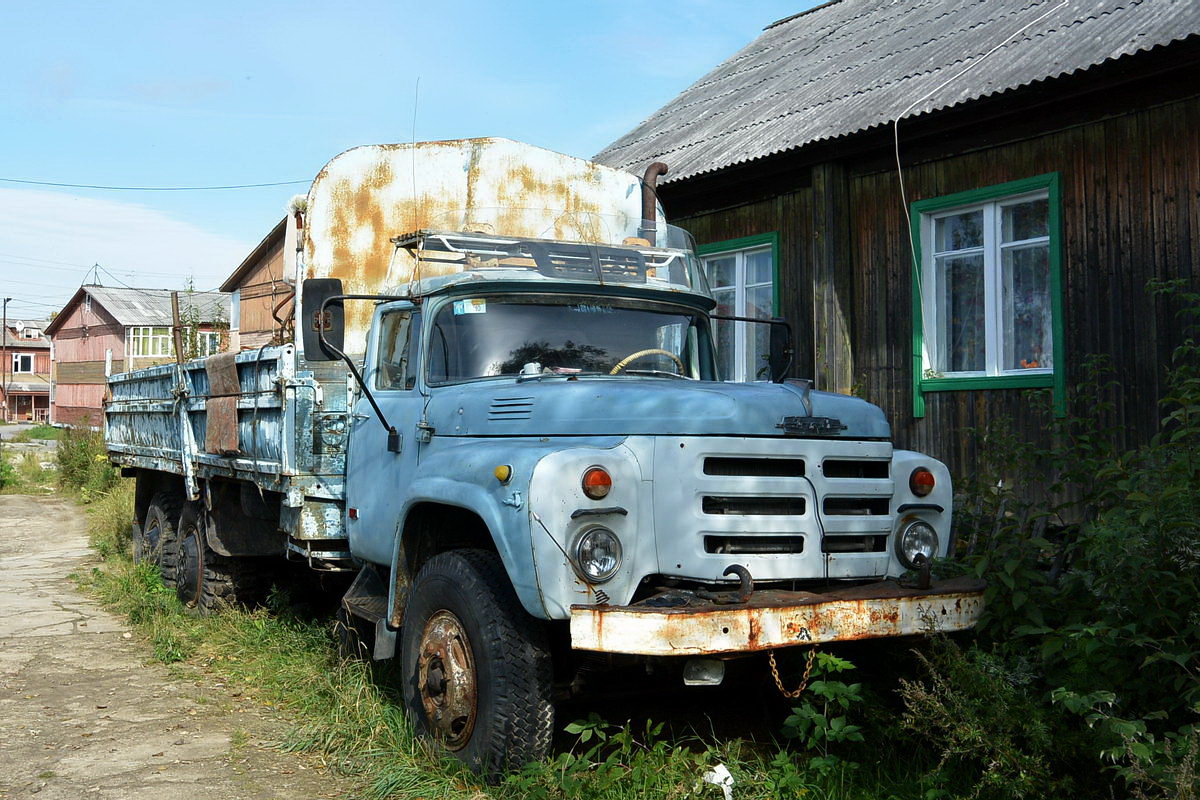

{"left": 73, "top": 484, "right": 940, "bottom": 800}
{"left": 0, "top": 448, "right": 57, "bottom": 494}
{"left": 10, "top": 423, "right": 61, "bottom": 443}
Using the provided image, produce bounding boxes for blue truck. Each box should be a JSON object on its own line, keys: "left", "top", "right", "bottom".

{"left": 105, "top": 138, "right": 984, "bottom": 775}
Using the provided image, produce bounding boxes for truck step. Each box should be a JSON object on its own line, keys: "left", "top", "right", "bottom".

{"left": 343, "top": 594, "right": 388, "bottom": 623}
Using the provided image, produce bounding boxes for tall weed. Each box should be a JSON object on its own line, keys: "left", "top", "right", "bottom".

{"left": 56, "top": 426, "right": 118, "bottom": 499}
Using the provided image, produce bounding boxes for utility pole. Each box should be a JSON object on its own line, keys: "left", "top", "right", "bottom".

{"left": 2, "top": 297, "right": 9, "bottom": 423}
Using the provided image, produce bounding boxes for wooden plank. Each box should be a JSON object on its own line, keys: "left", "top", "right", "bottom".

{"left": 54, "top": 360, "right": 108, "bottom": 384}
{"left": 810, "top": 162, "right": 854, "bottom": 393}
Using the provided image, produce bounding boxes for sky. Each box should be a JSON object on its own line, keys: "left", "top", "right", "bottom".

{"left": 0, "top": 0, "right": 819, "bottom": 324}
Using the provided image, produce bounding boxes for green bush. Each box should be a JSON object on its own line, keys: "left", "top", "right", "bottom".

{"left": 0, "top": 452, "right": 15, "bottom": 489}
{"left": 915, "top": 282, "right": 1200, "bottom": 797}
{"left": 56, "top": 427, "right": 118, "bottom": 499}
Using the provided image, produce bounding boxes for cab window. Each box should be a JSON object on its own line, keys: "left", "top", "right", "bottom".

{"left": 375, "top": 311, "right": 419, "bottom": 390}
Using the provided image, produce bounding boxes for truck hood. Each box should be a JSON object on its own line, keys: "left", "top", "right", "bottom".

{"left": 430, "top": 378, "right": 891, "bottom": 439}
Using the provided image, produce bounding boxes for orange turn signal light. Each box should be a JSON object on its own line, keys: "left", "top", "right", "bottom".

{"left": 910, "top": 467, "right": 936, "bottom": 497}
{"left": 582, "top": 467, "right": 612, "bottom": 500}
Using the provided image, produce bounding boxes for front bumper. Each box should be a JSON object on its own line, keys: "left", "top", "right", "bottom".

{"left": 569, "top": 576, "right": 985, "bottom": 656}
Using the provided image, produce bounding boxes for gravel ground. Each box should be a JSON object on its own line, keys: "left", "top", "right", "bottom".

{"left": 0, "top": 494, "right": 351, "bottom": 800}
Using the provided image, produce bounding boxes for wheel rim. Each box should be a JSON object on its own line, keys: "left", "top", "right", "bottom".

{"left": 416, "top": 610, "right": 477, "bottom": 750}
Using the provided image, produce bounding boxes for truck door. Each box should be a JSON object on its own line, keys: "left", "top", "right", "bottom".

{"left": 344, "top": 305, "right": 423, "bottom": 565}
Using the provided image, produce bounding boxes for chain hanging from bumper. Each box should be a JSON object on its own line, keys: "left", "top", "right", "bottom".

{"left": 768, "top": 647, "right": 817, "bottom": 699}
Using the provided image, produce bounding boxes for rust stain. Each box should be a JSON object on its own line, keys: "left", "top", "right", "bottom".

{"left": 570, "top": 585, "right": 987, "bottom": 656}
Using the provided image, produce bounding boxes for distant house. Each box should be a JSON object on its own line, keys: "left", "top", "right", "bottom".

{"left": 596, "top": 0, "right": 1200, "bottom": 480}
{"left": 2, "top": 319, "right": 51, "bottom": 422}
{"left": 44, "top": 286, "right": 231, "bottom": 427}
{"left": 220, "top": 218, "right": 292, "bottom": 351}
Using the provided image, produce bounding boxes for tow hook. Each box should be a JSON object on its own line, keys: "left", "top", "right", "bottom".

{"left": 913, "top": 553, "right": 932, "bottom": 590}
{"left": 695, "top": 564, "right": 754, "bottom": 605}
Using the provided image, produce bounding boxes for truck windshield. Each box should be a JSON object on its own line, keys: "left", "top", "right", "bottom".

{"left": 427, "top": 296, "right": 711, "bottom": 383}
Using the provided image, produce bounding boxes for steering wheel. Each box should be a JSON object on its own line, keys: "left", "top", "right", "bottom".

{"left": 609, "top": 348, "right": 686, "bottom": 375}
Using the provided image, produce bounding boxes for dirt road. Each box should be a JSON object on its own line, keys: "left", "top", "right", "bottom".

{"left": 0, "top": 494, "right": 347, "bottom": 800}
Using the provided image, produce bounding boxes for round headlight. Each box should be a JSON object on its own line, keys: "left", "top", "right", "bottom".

{"left": 575, "top": 527, "right": 622, "bottom": 582}
{"left": 582, "top": 467, "right": 612, "bottom": 500}
{"left": 895, "top": 519, "right": 939, "bottom": 569}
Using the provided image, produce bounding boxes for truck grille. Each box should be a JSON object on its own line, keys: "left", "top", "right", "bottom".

{"left": 702, "top": 496, "right": 806, "bottom": 515}
{"left": 822, "top": 459, "right": 889, "bottom": 479}
{"left": 705, "top": 535, "right": 805, "bottom": 554}
{"left": 823, "top": 497, "right": 890, "bottom": 516}
{"left": 821, "top": 535, "right": 888, "bottom": 553}
{"left": 655, "top": 437, "right": 896, "bottom": 582}
{"left": 703, "top": 457, "right": 805, "bottom": 477}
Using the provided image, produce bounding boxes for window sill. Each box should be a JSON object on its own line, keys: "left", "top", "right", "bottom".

{"left": 920, "top": 372, "right": 1053, "bottom": 392}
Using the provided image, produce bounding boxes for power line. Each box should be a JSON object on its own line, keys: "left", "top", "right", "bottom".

{"left": 0, "top": 177, "right": 310, "bottom": 191}
{"left": 0, "top": 251, "right": 228, "bottom": 279}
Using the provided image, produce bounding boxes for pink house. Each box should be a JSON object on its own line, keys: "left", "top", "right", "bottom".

{"left": 45, "top": 286, "right": 230, "bottom": 428}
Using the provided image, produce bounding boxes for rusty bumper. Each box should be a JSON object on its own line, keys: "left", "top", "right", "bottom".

{"left": 569, "top": 577, "right": 986, "bottom": 656}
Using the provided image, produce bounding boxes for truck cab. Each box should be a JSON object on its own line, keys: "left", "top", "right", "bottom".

{"left": 306, "top": 220, "right": 982, "bottom": 774}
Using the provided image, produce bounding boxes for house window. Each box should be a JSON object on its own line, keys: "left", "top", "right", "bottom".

{"left": 11, "top": 353, "right": 32, "bottom": 373}
{"left": 197, "top": 331, "right": 223, "bottom": 357}
{"left": 128, "top": 326, "right": 173, "bottom": 358}
{"left": 21, "top": 328, "right": 38, "bottom": 339}
{"left": 912, "top": 174, "right": 1063, "bottom": 416}
{"left": 699, "top": 234, "right": 778, "bottom": 381}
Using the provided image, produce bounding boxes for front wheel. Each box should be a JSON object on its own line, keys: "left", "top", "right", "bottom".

{"left": 400, "top": 549, "right": 553, "bottom": 778}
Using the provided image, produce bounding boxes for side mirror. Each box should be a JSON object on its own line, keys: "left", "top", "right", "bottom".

{"left": 768, "top": 317, "right": 792, "bottom": 383}
{"left": 301, "top": 278, "right": 345, "bottom": 361}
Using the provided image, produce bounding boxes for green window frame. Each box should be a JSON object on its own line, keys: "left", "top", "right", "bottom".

{"left": 697, "top": 232, "right": 781, "bottom": 381}
{"left": 911, "top": 174, "right": 1065, "bottom": 417}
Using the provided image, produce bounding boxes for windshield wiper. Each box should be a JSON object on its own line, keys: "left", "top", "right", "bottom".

{"left": 621, "top": 369, "right": 692, "bottom": 380}
{"left": 515, "top": 371, "right": 606, "bottom": 383}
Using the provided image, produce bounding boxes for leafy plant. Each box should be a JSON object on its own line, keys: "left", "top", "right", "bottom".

{"left": 781, "top": 652, "right": 865, "bottom": 775}
{"left": 56, "top": 426, "right": 117, "bottom": 499}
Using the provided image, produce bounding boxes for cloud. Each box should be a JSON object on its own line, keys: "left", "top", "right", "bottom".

{"left": 0, "top": 188, "right": 251, "bottom": 314}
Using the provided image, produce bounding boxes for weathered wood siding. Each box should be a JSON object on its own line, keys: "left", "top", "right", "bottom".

{"left": 668, "top": 92, "right": 1199, "bottom": 483}
{"left": 674, "top": 189, "right": 817, "bottom": 376}
{"left": 849, "top": 95, "right": 1199, "bottom": 469}
{"left": 51, "top": 299, "right": 125, "bottom": 426}
{"left": 233, "top": 236, "right": 289, "bottom": 349}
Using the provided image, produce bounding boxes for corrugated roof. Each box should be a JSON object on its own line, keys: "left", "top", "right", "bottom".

{"left": 595, "top": 0, "right": 1200, "bottom": 182}
{"left": 82, "top": 286, "right": 230, "bottom": 327}
{"left": 1, "top": 330, "right": 49, "bottom": 349}
{"left": 4, "top": 376, "right": 50, "bottom": 393}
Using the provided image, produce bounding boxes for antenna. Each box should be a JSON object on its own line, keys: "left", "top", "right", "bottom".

{"left": 409, "top": 76, "right": 421, "bottom": 288}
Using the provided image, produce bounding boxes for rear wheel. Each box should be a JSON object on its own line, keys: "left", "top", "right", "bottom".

{"left": 175, "top": 504, "right": 267, "bottom": 612}
{"left": 138, "top": 492, "right": 183, "bottom": 589}
{"left": 400, "top": 549, "right": 553, "bottom": 779}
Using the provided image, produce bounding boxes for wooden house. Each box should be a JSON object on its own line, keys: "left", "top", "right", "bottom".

{"left": 595, "top": 0, "right": 1200, "bottom": 480}
{"left": 2, "top": 320, "right": 51, "bottom": 422}
{"left": 45, "top": 286, "right": 230, "bottom": 427}
{"left": 220, "top": 218, "right": 292, "bottom": 351}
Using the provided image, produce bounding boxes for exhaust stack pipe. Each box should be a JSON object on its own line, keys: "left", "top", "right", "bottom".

{"left": 639, "top": 161, "right": 669, "bottom": 245}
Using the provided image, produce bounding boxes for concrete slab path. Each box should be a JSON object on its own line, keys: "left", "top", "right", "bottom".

{"left": 0, "top": 494, "right": 349, "bottom": 800}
